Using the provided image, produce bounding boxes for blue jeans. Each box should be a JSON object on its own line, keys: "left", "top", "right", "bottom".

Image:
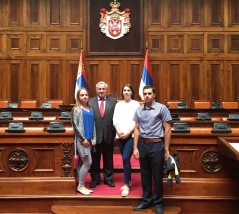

{"left": 117, "top": 136, "right": 133, "bottom": 185}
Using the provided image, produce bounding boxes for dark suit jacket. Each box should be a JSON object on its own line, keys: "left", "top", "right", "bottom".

{"left": 90, "top": 95, "right": 117, "bottom": 144}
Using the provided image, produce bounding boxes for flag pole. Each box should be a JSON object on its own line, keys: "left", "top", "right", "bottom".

{"left": 139, "top": 41, "right": 153, "bottom": 100}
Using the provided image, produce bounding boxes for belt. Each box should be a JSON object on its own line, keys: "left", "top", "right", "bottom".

{"left": 140, "top": 137, "right": 162, "bottom": 143}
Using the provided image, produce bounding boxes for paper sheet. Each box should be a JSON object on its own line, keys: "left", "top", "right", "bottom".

{"left": 229, "top": 143, "right": 239, "bottom": 152}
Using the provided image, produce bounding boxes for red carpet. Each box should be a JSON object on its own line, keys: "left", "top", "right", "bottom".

{"left": 75, "top": 173, "right": 142, "bottom": 197}
{"left": 101, "top": 154, "right": 140, "bottom": 169}
{"left": 76, "top": 154, "right": 142, "bottom": 197}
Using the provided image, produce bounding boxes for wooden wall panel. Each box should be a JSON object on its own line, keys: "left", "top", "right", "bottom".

{"left": 26, "top": 0, "right": 44, "bottom": 27}
{"left": 168, "top": 62, "right": 181, "bottom": 100}
{"left": 229, "top": 0, "right": 239, "bottom": 26}
{"left": 0, "top": 61, "right": 4, "bottom": 98}
{"left": 27, "top": 34, "right": 44, "bottom": 53}
{"left": 7, "top": 34, "right": 24, "bottom": 55}
{"left": 231, "top": 64, "right": 239, "bottom": 100}
{"left": 207, "top": 62, "right": 224, "bottom": 102}
{"left": 0, "top": 34, "right": 2, "bottom": 53}
{"left": 207, "top": 34, "right": 224, "bottom": 53}
{"left": 46, "top": 61, "right": 65, "bottom": 100}
{"left": 187, "top": 34, "right": 204, "bottom": 53}
{"left": 9, "top": 61, "right": 21, "bottom": 102}
{"left": 47, "top": 34, "right": 64, "bottom": 53}
{"left": 29, "top": 63, "right": 40, "bottom": 99}
{"left": 87, "top": 62, "right": 99, "bottom": 95}
{"left": 109, "top": 62, "right": 120, "bottom": 94}
{"left": 188, "top": 62, "right": 205, "bottom": 101}
{"left": 128, "top": 61, "right": 142, "bottom": 99}
{"left": 8, "top": 0, "right": 23, "bottom": 26}
{"left": 228, "top": 34, "right": 239, "bottom": 54}
{"left": 148, "top": 34, "right": 164, "bottom": 53}
{"left": 0, "top": 1, "right": 3, "bottom": 27}
{"left": 1, "top": 0, "right": 239, "bottom": 105}
{"left": 66, "top": 34, "right": 83, "bottom": 53}
{"left": 151, "top": 62, "right": 162, "bottom": 100}
{"left": 149, "top": 0, "right": 162, "bottom": 25}
{"left": 167, "top": 35, "right": 184, "bottom": 53}
{"left": 188, "top": 0, "right": 204, "bottom": 26}
{"left": 167, "top": 0, "right": 186, "bottom": 26}
{"left": 28, "top": 0, "right": 40, "bottom": 25}
{"left": 21, "top": 61, "right": 42, "bottom": 100}
{"left": 49, "top": 0, "right": 61, "bottom": 26}
{"left": 66, "top": 0, "right": 82, "bottom": 27}
{"left": 208, "top": 0, "right": 224, "bottom": 26}
{"left": 67, "top": 61, "right": 78, "bottom": 104}
{"left": 226, "top": 62, "right": 239, "bottom": 101}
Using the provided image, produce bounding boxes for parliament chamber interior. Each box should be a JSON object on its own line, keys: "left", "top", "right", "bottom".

{"left": 0, "top": 0, "right": 239, "bottom": 213}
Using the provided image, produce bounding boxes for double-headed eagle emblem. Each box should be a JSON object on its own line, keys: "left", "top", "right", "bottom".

{"left": 99, "top": 0, "right": 131, "bottom": 40}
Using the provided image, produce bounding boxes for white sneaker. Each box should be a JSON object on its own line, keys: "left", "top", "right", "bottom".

{"left": 85, "top": 188, "right": 93, "bottom": 193}
{"left": 77, "top": 186, "right": 91, "bottom": 195}
{"left": 121, "top": 185, "right": 130, "bottom": 197}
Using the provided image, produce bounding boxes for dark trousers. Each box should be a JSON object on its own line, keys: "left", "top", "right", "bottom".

{"left": 117, "top": 136, "right": 134, "bottom": 185}
{"left": 90, "top": 139, "right": 114, "bottom": 182}
{"left": 138, "top": 139, "right": 164, "bottom": 207}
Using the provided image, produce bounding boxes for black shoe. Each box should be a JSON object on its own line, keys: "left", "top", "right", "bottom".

{"left": 155, "top": 207, "right": 164, "bottom": 214}
{"left": 89, "top": 181, "right": 100, "bottom": 188}
{"left": 132, "top": 203, "right": 151, "bottom": 211}
{"left": 103, "top": 180, "right": 115, "bottom": 187}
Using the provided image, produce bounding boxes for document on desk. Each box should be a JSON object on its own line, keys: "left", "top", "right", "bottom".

{"left": 229, "top": 143, "right": 239, "bottom": 152}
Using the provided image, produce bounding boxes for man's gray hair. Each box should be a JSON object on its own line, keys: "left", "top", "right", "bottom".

{"left": 96, "top": 81, "right": 108, "bottom": 88}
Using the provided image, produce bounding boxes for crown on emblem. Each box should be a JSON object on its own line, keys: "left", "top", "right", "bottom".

{"left": 110, "top": 0, "right": 120, "bottom": 10}
{"left": 99, "top": 0, "right": 131, "bottom": 40}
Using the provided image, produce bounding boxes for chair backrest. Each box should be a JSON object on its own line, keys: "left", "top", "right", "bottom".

{"left": 221, "top": 101, "right": 238, "bottom": 109}
{"left": 193, "top": 101, "right": 211, "bottom": 109}
{"left": 20, "top": 100, "right": 37, "bottom": 108}
{"left": 0, "top": 100, "right": 9, "bottom": 108}
{"left": 47, "top": 100, "right": 64, "bottom": 108}
{"left": 166, "top": 101, "right": 182, "bottom": 109}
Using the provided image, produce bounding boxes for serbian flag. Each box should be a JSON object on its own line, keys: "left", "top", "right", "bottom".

{"left": 139, "top": 49, "right": 154, "bottom": 100}
{"left": 75, "top": 50, "right": 89, "bottom": 100}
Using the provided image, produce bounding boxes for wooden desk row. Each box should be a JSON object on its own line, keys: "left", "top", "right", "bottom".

{"left": 1, "top": 117, "right": 238, "bottom": 129}
{"left": 0, "top": 117, "right": 72, "bottom": 129}
{"left": 0, "top": 131, "right": 238, "bottom": 195}
{"left": 1, "top": 106, "right": 239, "bottom": 115}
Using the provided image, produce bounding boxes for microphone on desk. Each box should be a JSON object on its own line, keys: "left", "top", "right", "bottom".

{"left": 207, "top": 103, "right": 234, "bottom": 133}
{"left": 52, "top": 107, "right": 71, "bottom": 120}
{"left": 6, "top": 101, "right": 18, "bottom": 108}
{"left": 168, "top": 97, "right": 187, "bottom": 121}
{"left": 22, "top": 109, "right": 44, "bottom": 120}
{"left": 168, "top": 97, "right": 189, "bottom": 132}
{"left": 41, "top": 102, "right": 52, "bottom": 109}
{"left": 191, "top": 108, "right": 212, "bottom": 121}
{"left": 0, "top": 109, "right": 13, "bottom": 120}
{"left": 220, "top": 107, "right": 239, "bottom": 121}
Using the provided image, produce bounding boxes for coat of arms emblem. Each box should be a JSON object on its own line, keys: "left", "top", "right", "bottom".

{"left": 99, "top": 0, "right": 131, "bottom": 40}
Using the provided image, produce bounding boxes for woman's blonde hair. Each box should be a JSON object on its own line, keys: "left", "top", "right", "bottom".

{"left": 75, "top": 87, "right": 90, "bottom": 107}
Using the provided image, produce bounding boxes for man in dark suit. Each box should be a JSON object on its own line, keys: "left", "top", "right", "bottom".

{"left": 89, "top": 81, "right": 117, "bottom": 188}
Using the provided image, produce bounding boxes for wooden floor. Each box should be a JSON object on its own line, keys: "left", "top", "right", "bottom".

{"left": 51, "top": 205, "right": 181, "bottom": 214}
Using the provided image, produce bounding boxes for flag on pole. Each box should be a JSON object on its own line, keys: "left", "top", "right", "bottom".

{"left": 75, "top": 50, "right": 89, "bottom": 100}
{"left": 139, "top": 49, "right": 154, "bottom": 100}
